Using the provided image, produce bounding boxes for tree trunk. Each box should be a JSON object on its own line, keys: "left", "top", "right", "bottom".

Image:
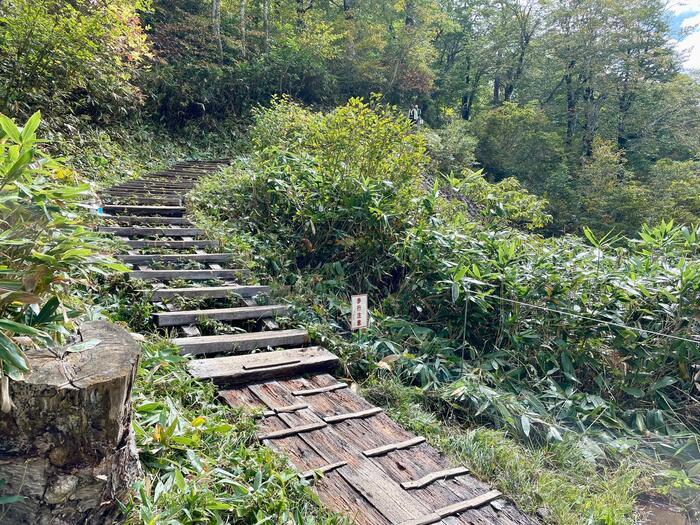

{"left": 0, "top": 321, "right": 141, "bottom": 525}
{"left": 263, "top": 0, "right": 270, "bottom": 53}
{"left": 565, "top": 61, "right": 576, "bottom": 149}
{"left": 212, "top": 0, "right": 223, "bottom": 61}
{"left": 240, "top": 0, "right": 247, "bottom": 59}
{"left": 492, "top": 75, "right": 501, "bottom": 106}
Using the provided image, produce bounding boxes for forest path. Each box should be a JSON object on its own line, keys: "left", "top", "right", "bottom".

{"left": 99, "top": 161, "right": 539, "bottom": 525}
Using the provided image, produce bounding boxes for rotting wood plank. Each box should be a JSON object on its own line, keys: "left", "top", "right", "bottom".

{"left": 151, "top": 285, "right": 269, "bottom": 300}
{"left": 292, "top": 382, "right": 348, "bottom": 396}
{"left": 362, "top": 436, "right": 426, "bottom": 458}
{"left": 102, "top": 196, "right": 183, "bottom": 206}
{"left": 279, "top": 375, "right": 519, "bottom": 524}
{"left": 323, "top": 407, "right": 383, "bottom": 424}
{"left": 117, "top": 253, "right": 234, "bottom": 264}
{"left": 101, "top": 204, "right": 186, "bottom": 216}
{"left": 299, "top": 461, "right": 347, "bottom": 480}
{"left": 258, "top": 421, "right": 327, "bottom": 440}
{"left": 247, "top": 381, "right": 434, "bottom": 524}
{"left": 100, "top": 227, "right": 204, "bottom": 237}
{"left": 401, "top": 467, "right": 471, "bottom": 490}
{"left": 105, "top": 185, "right": 188, "bottom": 192}
{"left": 262, "top": 403, "right": 308, "bottom": 417}
{"left": 173, "top": 328, "right": 309, "bottom": 355}
{"left": 187, "top": 346, "right": 337, "bottom": 385}
{"left": 102, "top": 216, "right": 192, "bottom": 226}
{"left": 123, "top": 239, "right": 216, "bottom": 249}
{"left": 128, "top": 269, "right": 248, "bottom": 281}
{"left": 153, "top": 304, "right": 288, "bottom": 326}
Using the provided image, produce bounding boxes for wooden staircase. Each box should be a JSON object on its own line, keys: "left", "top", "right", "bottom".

{"left": 99, "top": 161, "right": 539, "bottom": 525}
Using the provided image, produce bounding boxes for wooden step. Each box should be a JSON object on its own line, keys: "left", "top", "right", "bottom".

{"left": 128, "top": 269, "right": 247, "bottom": 281}
{"left": 123, "top": 239, "right": 216, "bottom": 249}
{"left": 113, "top": 182, "right": 194, "bottom": 190}
{"left": 102, "top": 196, "right": 182, "bottom": 206}
{"left": 104, "top": 190, "right": 184, "bottom": 198}
{"left": 102, "top": 216, "right": 192, "bottom": 226}
{"left": 117, "top": 253, "right": 234, "bottom": 264}
{"left": 172, "top": 328, "right": 309, "bottom": 355}
{"left": 188, "top": 346, "right": 338, "bottom": 386}
{"left": 154, "top": 305, "right": 288, "bottom": 327}
{"left": 102, "top": 204, "right": 186, "bottom": 216}
{"left": 100, "top": 227, "right": 204, "bottom": 237}
{"left": 151, "top": 285, "right": 269, "bottom": 300}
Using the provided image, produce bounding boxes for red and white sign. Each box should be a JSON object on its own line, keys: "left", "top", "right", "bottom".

{"left": 351, "top": 294, "right": 368, "bottom": 330}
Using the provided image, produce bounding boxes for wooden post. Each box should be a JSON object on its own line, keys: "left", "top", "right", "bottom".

{"left": 0, "top": 321, "right": 142, "bottom": 524}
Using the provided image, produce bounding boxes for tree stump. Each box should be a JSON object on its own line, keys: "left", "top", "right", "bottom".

{"left": 0, "top": 321, "right": 142, "bottom": 525}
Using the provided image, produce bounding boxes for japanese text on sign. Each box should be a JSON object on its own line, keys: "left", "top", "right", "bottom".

{"left": 351, "top": 294, "right": 368, "bottom": 330}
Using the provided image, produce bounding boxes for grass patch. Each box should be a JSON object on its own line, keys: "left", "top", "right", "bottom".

{"left": 363, "top": 378, "right": 647, "bottom": 525}
{"left": 123, "top": 338, "right": 346, "bottom": 525}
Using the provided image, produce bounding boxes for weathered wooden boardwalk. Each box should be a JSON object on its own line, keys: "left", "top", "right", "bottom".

{"left": 100, "top": 161, "right": 539, "bottom": 525}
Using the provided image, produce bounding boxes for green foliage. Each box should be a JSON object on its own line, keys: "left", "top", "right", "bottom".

{"left": 364, "top": 378, "right": 644, "bottom": 525}
{"left": 0, "top": 112, "right": 123, "bottom": 382}
{"left": 474, "top": 103, "right": 567, "bottom": 192}
{"left": 0, "top": 0, "right": 151, "bottom": 120}
{"left": 193, "top": 97, "right": 429, "bottom": 289}
{"left": 194, "top": 101, "right": 700, "bottom": 519}
{"left": 443, "top": 169, "right": 551, "bottom": 230}
{"left": 423, "top": 118, "right": 478, "bottom": 175}
{"left": 125, "top": 338, "right": 346, "bottom": 524}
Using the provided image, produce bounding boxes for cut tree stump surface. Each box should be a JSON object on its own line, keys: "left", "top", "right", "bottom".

{"left": 96, "top": 161, "right": 539, "bottom": 525}
{"left": 0, "top": 321, "right": 141, "bottom": 525}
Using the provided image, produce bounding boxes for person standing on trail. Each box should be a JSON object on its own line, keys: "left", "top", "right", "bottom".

{"left": 408, "top": 104, "right": 422, "bottom": 125}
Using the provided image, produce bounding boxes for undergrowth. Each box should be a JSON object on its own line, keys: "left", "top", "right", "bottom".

{"left": 363, "top": 378, "right": 645, "bottom": 525}
{"left": 123, "top": 338, "right": 345, "bottom": 524}
{"left": 190, "top": 97, "right": 700, "bottom": 523}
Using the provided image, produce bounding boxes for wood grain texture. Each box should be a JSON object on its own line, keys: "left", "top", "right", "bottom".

{"left": 174, "top": 328, "right": 309, "bottom": 355}
{"left": 154, "top": 304, "right": 287, "bottom": 326}
{"left": 188, "top": 346, "right": 337, "bottom": 385}
{"left": 151, "top": 285, "right": 269, "bottom": 300}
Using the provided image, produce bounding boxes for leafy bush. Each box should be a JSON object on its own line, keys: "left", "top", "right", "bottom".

{"left": 193, "top": 96, "right": 429, "bottom": 289}
{"left": 0, "top": 113, "right": 121, "bottom": 397}
{"left": 126, "top": 339, "right": 345, "bottom": 524}
{"left": 193, "top": 99, "right": 700, "bottom": 483}
{"left": 0, "top": 0, "right": 151, "bottom": 120}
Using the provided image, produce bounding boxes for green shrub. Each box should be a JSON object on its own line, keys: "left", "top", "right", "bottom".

{"left": 193, "top": 99, "right": 700, "bottom": 474}
{"left": 0, "top": 113, "right": 122, "bottom": 390}
{"left": 0, "top": 0, "right": 151, "bottom": 120}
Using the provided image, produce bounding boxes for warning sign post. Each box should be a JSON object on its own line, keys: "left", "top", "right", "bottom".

{"left": 351, "top": 294, "right": 368, "bottom": 330}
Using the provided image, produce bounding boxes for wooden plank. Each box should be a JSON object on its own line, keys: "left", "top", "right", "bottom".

{"left": 128, "top": 269, "right": 247, "bottom": 281}
{"left": 124, "top": 239, "right": 216, "bottom": 249}
{"left": 292, "top": 383, "right": 348, "bottom": 396}
{"left": 323, "top": 407, "right": 383, "bottom": 424}
{"left": 102, "top": 196, "right": 182, "bottom": 206}
{"left": 243, "top": 359, "right": 301, "bottom": 370}
{"left": 101, "top": 204, "right": 186, "bottom": 216}
{"left": 436, "top": 490, "right": 502, "bottom": 517}
{"left": 262, "top": 403, "right": 309, "bottom": 417}
{"left": 299, "top": 461, "right": 347, "bottom": 480}
{"left": 117, "top": 253, "right": 234, "bottom": 264}
{"left": 399, "top": 513, "right": 442, "bottom": 525}
{"left": 153, "top": 305, "right": 287, "bottom": 326}
{"left": 248, "top": 382, "right": 433, "bottom": 523}
{"left": 258, "top": 422, "right": 327, "bottom": 441}
{"left": 105, "top": 186, "right": 186, "bottom": 193}
{"left": 173, "top": 328, "right": 309, "bottom": 355}
{"left": 151, "top": 285, "right": 269, "bottom": 300}
{"left": 100, "top": 227, "right": 203, "bottom": 237}
{"left": 401, "top": 467, "right": 470, "bottom": 490}
{"left": 363, "top": 436, "right": 426, "bottom": 458}
{"left": 102, "top": 216, "right": 192, "bottom": 226}
{"left": 188, "top": 346, "right": 338, "bottom": 385}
